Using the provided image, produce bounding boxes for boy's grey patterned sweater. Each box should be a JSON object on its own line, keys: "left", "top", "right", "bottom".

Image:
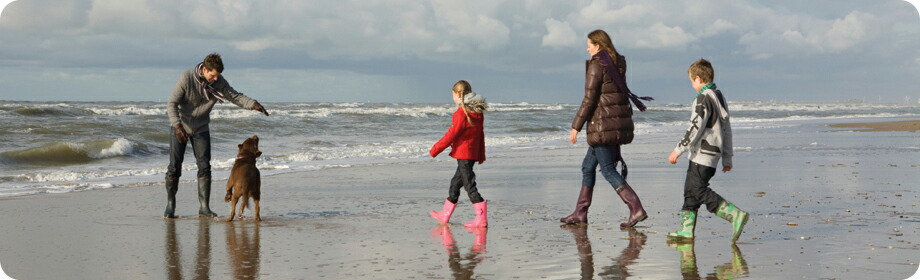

{"left": 673, "top": 89, "right": 734, "bottom": 168}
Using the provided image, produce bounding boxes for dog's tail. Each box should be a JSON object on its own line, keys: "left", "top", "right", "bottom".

{"left": 241, "top": 192, "right": 250, "bottom": 209}
{"left": 224, "top": 187, "right": 233, "bottom": 202}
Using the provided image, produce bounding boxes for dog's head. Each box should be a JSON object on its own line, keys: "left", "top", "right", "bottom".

{"left": 237, "top": 135, "right": 262, "bottom": 158}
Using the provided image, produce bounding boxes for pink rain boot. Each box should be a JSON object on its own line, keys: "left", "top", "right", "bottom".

{"left": 430, "top": 199, "right": 457, "bottom": 224}
{"left": 464, "top": 201, "right": 488, "bottom": 228}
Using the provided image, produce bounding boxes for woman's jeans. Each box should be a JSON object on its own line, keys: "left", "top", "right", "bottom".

{"left": 582, "top": 145, "right": 625, "bottom": 188}
{"left": 166, "top": 128, "right": 211, "bottom": 179}
{"left": 448, "top": 159, "right": 485, "bottom": 204}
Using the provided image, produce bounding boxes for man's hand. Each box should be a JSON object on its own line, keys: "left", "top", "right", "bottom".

{"left": 173, "top": 124, "right": 189, "bottom": 143}
{"left": 253, "top": 101, "right": 269, "bottom": 116}
{"left": 722, "top": 165, "right": 732, "bottom": 172}
{"left": 569, "top": 129, "right": 578, "bottom": 144}
{"left": 668, "top": 151, "right": 679, "bottom": 164}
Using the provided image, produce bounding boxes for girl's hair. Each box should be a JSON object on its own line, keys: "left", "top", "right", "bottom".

{"left": 588, "top": 29, "right": 620, "bottom": 61}
{"left": 452, "top": 80, "right": 472, "bottom": 96}
{"left": 452, "top": 80, "right": 476, "bottom": 126}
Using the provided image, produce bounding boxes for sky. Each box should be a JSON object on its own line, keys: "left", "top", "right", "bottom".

{"left": 0, "top": 0, "right": 918, "bottom": 104}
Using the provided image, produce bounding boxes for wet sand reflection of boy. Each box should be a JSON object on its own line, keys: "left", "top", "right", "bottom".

{"left": 666, "top": 240, "right": 750, "bottom": 280}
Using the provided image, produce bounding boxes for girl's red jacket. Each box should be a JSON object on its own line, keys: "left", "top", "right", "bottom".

{"left": 429, "top": 107, "right": 486, "bottom": 163}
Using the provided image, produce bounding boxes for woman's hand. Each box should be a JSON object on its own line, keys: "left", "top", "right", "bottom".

{"left": 570, "top": 129, "right": 578, "bottom": 144}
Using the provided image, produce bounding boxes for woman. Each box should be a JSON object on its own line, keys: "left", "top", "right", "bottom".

{"left": 560, "top": 29, "right": 653, "bottom": 227}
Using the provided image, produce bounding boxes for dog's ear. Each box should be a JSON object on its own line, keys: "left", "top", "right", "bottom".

{"left": 238, "top": 144, "right": 243, "bottom": 149}
{"left": 256, "top": 151, "right": 262, "bottom": 157}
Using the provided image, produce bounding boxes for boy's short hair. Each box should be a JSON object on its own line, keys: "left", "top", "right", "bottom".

{"left": 203, "top": 53, "right": 224, "bottom": 73}
{"left": 688, "top": 58, "right": 714, "bottom": 84}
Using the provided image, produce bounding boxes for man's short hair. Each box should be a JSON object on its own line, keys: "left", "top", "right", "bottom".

{"left": 203, "top": 53, "right": 224, "bottom": 73}
{"left": 688, "top": 58, "right": 714, "bottom": 84}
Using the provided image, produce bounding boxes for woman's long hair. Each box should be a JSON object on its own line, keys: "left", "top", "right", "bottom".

{"left": 588, "top": 29, "right": 622, "bottom": 72}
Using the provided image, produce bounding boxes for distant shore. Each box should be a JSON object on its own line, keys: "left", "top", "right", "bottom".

{"left": 830, "top": 120, "right": 920, "bottom": 132}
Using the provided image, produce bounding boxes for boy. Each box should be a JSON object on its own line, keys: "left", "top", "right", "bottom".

{"left": 666, "top": 59, "right": 749, "bottom": 242}
{"left": 164, "top": 53, "right": 269, "bottom": 219}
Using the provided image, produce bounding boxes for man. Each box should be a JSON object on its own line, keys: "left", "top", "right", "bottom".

{"left": 164, "top": 53, "right": 269, "bottom": 218}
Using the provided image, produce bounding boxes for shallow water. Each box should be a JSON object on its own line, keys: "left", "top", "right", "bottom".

{"left": 1, "top": 100, "right": 918, "bottom": 197}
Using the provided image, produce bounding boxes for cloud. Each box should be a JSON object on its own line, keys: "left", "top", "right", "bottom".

{"left": 0, "top": 0, "right": 917, "bottom": 103}
{"left": 541, "top": 18, "right": 577, "bottom": 48}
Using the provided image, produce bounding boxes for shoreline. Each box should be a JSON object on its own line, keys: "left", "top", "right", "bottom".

{"left": 829, "top": 119, "right": 920, "bottom": 132}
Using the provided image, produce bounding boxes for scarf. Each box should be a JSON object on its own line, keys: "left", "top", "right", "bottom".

{"left": 593, "top": 50, "right": 654, "bottom": 111}
{"left": 195, "top": 63, "right": 227, "bottom": 103}
{"left": 696, "top": 83, "right": 716, "bottom": 98}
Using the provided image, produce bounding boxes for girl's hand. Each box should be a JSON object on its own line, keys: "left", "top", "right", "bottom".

{"left": 569, "top": 129, "right": 578, "bottom": 144}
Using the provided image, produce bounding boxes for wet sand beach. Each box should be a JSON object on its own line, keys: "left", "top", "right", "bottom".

{"left": 1, "top": 117, "right": 918, "bottom": 279}
{"left": 830, "top": 120, "right": 920, "bottom": 132}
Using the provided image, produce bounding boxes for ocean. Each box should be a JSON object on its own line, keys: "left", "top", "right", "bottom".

{"left": 1, "top": 100, "right": 917, "bottom": 197}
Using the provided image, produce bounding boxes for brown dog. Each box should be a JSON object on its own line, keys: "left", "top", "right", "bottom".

{"left": 225, "top": 135, "right": 262, "bottom": 222}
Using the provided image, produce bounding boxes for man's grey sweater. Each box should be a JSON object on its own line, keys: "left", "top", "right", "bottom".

{"left": 167, "top": 68, "right": 257, "bottom": 134}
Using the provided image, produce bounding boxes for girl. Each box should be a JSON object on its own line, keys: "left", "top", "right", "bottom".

{"left": 561, "top": 29, "right": 653, "bottom": 227}
{"left": 429, "top": 80, "right": 489, "bottom": 228}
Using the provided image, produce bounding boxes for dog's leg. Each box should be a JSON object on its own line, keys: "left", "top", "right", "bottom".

{"left": 254, "top": 199, "right": 261, "bottom": 222}
{"left": 239, "top": 193, "right": 248, "bottom": 219}
{"left": 226, "top": 195, "right": 240, "bottom": 222}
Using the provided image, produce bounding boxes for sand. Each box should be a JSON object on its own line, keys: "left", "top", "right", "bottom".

{"left": 0, "top": 118, "right": 918, "bottom": 279}
{"left": 830, "top": 120, "right": 920, "bottom": 132}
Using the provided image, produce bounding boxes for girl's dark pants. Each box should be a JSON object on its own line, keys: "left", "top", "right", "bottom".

{"left": 682, "top": 161, "right": 725, "bottom": 213}
{"left": 448, "top": 159, "right": 484, "bottom": 204}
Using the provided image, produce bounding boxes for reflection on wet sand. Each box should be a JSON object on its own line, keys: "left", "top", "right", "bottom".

{"left": 666, "top": 239, "right": 749, "bottom": 280}
{"left": 430, "top": 225, "right": 488, "bottom": 280}
{"left": 196, "top": 219, "right": 212, "bottom": 280}
{"left": 561, "top": 225, "right": 646, "bottom": 280}
{"left": 599, "top": 227, "right": 646, "bottom": 279}
{"left": 164, "top": 220, "right": 262, "bottom": 279}
{"left": 226, "top": 221, "right": 261, "bottom": 279}
{"left": 165, "top": 220, "right": 182, "bottom": 280}
{"left": 165, "top": 219, "right": 213, "bottom": 280}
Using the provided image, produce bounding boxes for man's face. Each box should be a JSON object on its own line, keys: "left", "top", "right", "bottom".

{"left": 201, "top": 67, "right": 220, "bottom": 83}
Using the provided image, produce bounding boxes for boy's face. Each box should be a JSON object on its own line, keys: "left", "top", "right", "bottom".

{"left": 201, "top": 67, "right": 220, "bottom": 83}
{"left": 689, "top": 73, "right": 704, "bottom": 92}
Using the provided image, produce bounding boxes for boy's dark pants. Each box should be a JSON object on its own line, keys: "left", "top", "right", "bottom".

{"left": 448, "top": 159, "right": 484, "bottom": 204}
{"left": 682, "top": 161, "right": 724, "bottom": 213}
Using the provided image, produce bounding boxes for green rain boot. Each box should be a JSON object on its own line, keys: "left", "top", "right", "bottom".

{"left": 715, "top": 200, "right": 749, "bottom": 242}
{"left": 667, "top": 210, "right": 697, "bottom": 239}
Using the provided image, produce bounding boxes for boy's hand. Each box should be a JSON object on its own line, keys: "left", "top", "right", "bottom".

{"left": 723, "top": 165, "right": 732, "bottom": 172}
{"left": 668, "top": 151, "right": 679, "bottom": 164}
{"left": 569, "top": 129, "right": 578, "bottom": 144}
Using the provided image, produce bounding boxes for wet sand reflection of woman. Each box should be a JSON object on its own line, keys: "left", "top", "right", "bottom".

{"left": 430, "top": 225, "right": 488, "bottom": 279}
{"left": 561, "top": 225, "right": 646, "bottom": 279}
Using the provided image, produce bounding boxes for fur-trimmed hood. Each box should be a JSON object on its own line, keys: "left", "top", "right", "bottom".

{"left": 461, "top": 92, "right": 488, "bottom": 113}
